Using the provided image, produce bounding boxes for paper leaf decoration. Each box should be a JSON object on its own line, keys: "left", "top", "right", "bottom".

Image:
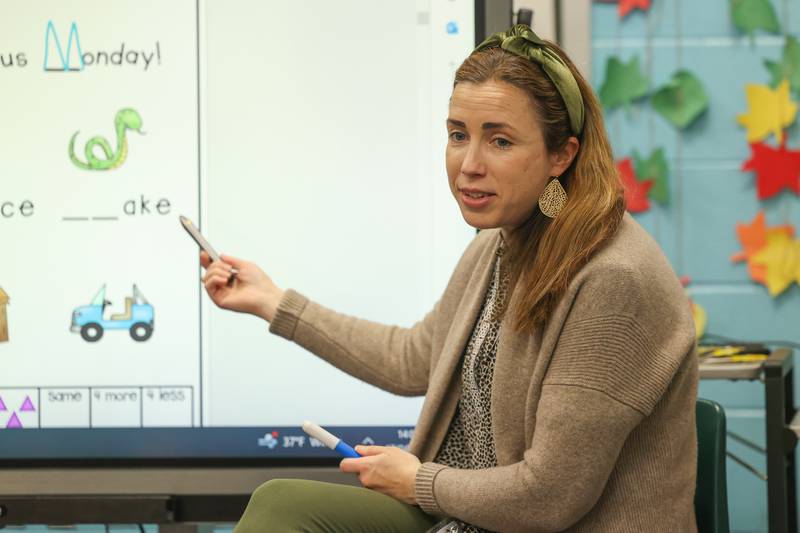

{"left": 765, "top": 36, "right": 800, "bottom": 94}
{"left": 599, "top": 56, "right": 649, "bottom": 110}
{"left": 692, "top": 302, "right": 708, "bottom": 338}
{"left": 731, "top": 211, "right": 795, "bottom": 290}
{"left": 737, "top": 80, "right": 798, "bottom": 143}
{"left": 730, "top": 0, "right": 780, "bottom": 37}
{"left": 633, "top": 148, "right": 670, "bottom": 205}
{"left": 751, "top": 232, "right": 800, "bottom": 296}
{"left": 618, "top": 0, "right": 651, "bottom": 18}
{"left": 618, "top": 158, "right": 652, "bottom": 212}
{"left": 741, "top": 140, "right": 800, "bottom": 199}
{"left": 651, "top": 70, "right": 710, "bottom": 129}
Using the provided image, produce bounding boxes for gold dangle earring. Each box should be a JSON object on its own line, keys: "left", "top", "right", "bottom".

{"left": 538, "top": 177, "right": 567, "bottom": 218}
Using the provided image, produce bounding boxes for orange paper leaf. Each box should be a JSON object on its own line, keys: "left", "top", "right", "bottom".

{"left": 732, "top": 211, "right": 796, "bottom": 286}
{"left": 618, "top": 0, "right": 651, "bottom": 18}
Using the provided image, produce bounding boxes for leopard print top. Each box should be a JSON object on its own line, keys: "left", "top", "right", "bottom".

{"left": 434, "top": 242, "right": 508, "bottom": 533}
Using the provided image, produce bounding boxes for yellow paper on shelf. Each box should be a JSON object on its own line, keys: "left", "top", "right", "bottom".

{"left": 737, "top": 80, "right": 798, "bottom": 143}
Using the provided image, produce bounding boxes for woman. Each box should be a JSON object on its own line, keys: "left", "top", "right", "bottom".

{"left": 202, "top": 25, "right": 698, "bottom": 533}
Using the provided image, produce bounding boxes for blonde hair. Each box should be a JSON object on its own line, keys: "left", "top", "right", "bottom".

{"left": 454, "top": 43, "right": 626, "bottom": 333}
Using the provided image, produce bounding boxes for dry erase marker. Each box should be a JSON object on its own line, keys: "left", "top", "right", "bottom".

{"left": 180, "top": 215, "right": 221, "bottom": 262}
{"left": 302, "top": 421, "right": 362, "bottom": 458}
{"left": 180, "top": 215, "right": 237, "bottom": 285}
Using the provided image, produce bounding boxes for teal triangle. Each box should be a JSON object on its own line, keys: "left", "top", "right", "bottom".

{"left": 7, "top": 412, "right": 22, "bottom": 428}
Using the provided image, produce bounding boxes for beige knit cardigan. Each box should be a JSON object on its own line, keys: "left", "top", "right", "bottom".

{"left": 269, "top": 214, "right": 699, "bottom": 532}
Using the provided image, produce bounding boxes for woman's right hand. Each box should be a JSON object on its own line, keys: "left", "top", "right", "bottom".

{"left": 200, "top": 251, "right": 285, "bottom": 322}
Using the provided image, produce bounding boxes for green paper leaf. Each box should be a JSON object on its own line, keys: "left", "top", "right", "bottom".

{"left": 730, "top": 0, "right": 780, "bottom": 37}
{"left": 633, "top": 148, "right": 670, "bottom": 205}
{"left": 764, "top": 35, "right": 800, "bottom": 93}
{"left": 599, "top": 56, "right": 649, "bottom": 111}
{"left": 650, "top": 70, "right": 710, "bottom": 129}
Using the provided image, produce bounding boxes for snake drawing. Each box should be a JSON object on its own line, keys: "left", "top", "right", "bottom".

{"left": 69, "top": 108, "right": 144, "bottom": 170}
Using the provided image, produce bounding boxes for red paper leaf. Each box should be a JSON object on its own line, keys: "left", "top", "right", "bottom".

{"left": 741, "top": 140, "right": 800, "bottom": 199}
{"left": 618, "top": 158, "right": 653, "bottom": 212}
{"left": 618, "top": 0, "right": 651, "bottom": 18}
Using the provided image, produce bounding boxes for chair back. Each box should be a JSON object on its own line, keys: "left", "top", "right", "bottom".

{"left": 695, "top": 398, "right": 730, "bottom": 533}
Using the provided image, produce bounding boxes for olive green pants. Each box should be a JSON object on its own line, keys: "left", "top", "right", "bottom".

{"left": 233, "top": 479, "right": 440, "bottom": 533}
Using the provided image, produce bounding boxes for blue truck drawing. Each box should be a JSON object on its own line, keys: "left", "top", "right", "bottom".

{"left": 70, "top": 284, "right": 154, "bottom": 342}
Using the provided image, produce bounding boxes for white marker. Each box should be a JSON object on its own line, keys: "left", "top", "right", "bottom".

{"left": 180, "top": 215, "right": 238, "bottom": 285}
{"left": 302, "top": 421, "right": 361, "bottom": 458}
{"left": 179, "top": 215, "right": 221, "bottom": 262}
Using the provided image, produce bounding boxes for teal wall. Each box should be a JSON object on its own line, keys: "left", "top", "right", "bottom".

{"left": 591, "top": 1, "right": 800, "bottom": 531}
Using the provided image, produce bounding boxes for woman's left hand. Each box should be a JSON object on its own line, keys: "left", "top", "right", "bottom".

{"left": 339, "top": 445, "right": 421, "bottom": 505}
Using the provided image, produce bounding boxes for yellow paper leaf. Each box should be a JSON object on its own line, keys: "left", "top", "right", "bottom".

{"left": 692, "top": 302, "right": 707, "bottom": 338}
{"left": 750, "top": 231, "right": 800, "bottom": 296}
{"left": 737, "top": 80, "right": 798, "bottom": 143}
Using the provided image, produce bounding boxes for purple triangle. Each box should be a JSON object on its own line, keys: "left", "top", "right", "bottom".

{"left": 0, "top": 396, "right": 6, "bottom": 412}
{"left": 20, "top": 396, "right": 35, "bottom": 412}
{"left": 6, "top": 412, "right": 22, "bottom": 429}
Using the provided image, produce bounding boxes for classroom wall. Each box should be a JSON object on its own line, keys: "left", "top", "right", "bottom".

{"left": 7, "top": 1, "right": 799, "bottom": 531}
{"left": 590, "top": 1, "right": 800, "bottom": 531}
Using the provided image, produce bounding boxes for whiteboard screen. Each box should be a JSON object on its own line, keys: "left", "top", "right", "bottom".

{"left": 0, "top": 0, "right": 479, "bottom": 460}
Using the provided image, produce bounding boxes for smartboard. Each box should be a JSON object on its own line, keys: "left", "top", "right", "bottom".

{"left": 0, "top": 0, "right": 487, "bottom": 462}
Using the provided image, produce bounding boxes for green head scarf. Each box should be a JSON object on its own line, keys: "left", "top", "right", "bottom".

{"left": 474, "top": 24, "right": 585, "bottom": 135}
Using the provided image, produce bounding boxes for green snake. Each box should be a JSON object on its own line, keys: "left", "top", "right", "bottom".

{"left": 69, "top": 108, "right": 143, "bottom": 170}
